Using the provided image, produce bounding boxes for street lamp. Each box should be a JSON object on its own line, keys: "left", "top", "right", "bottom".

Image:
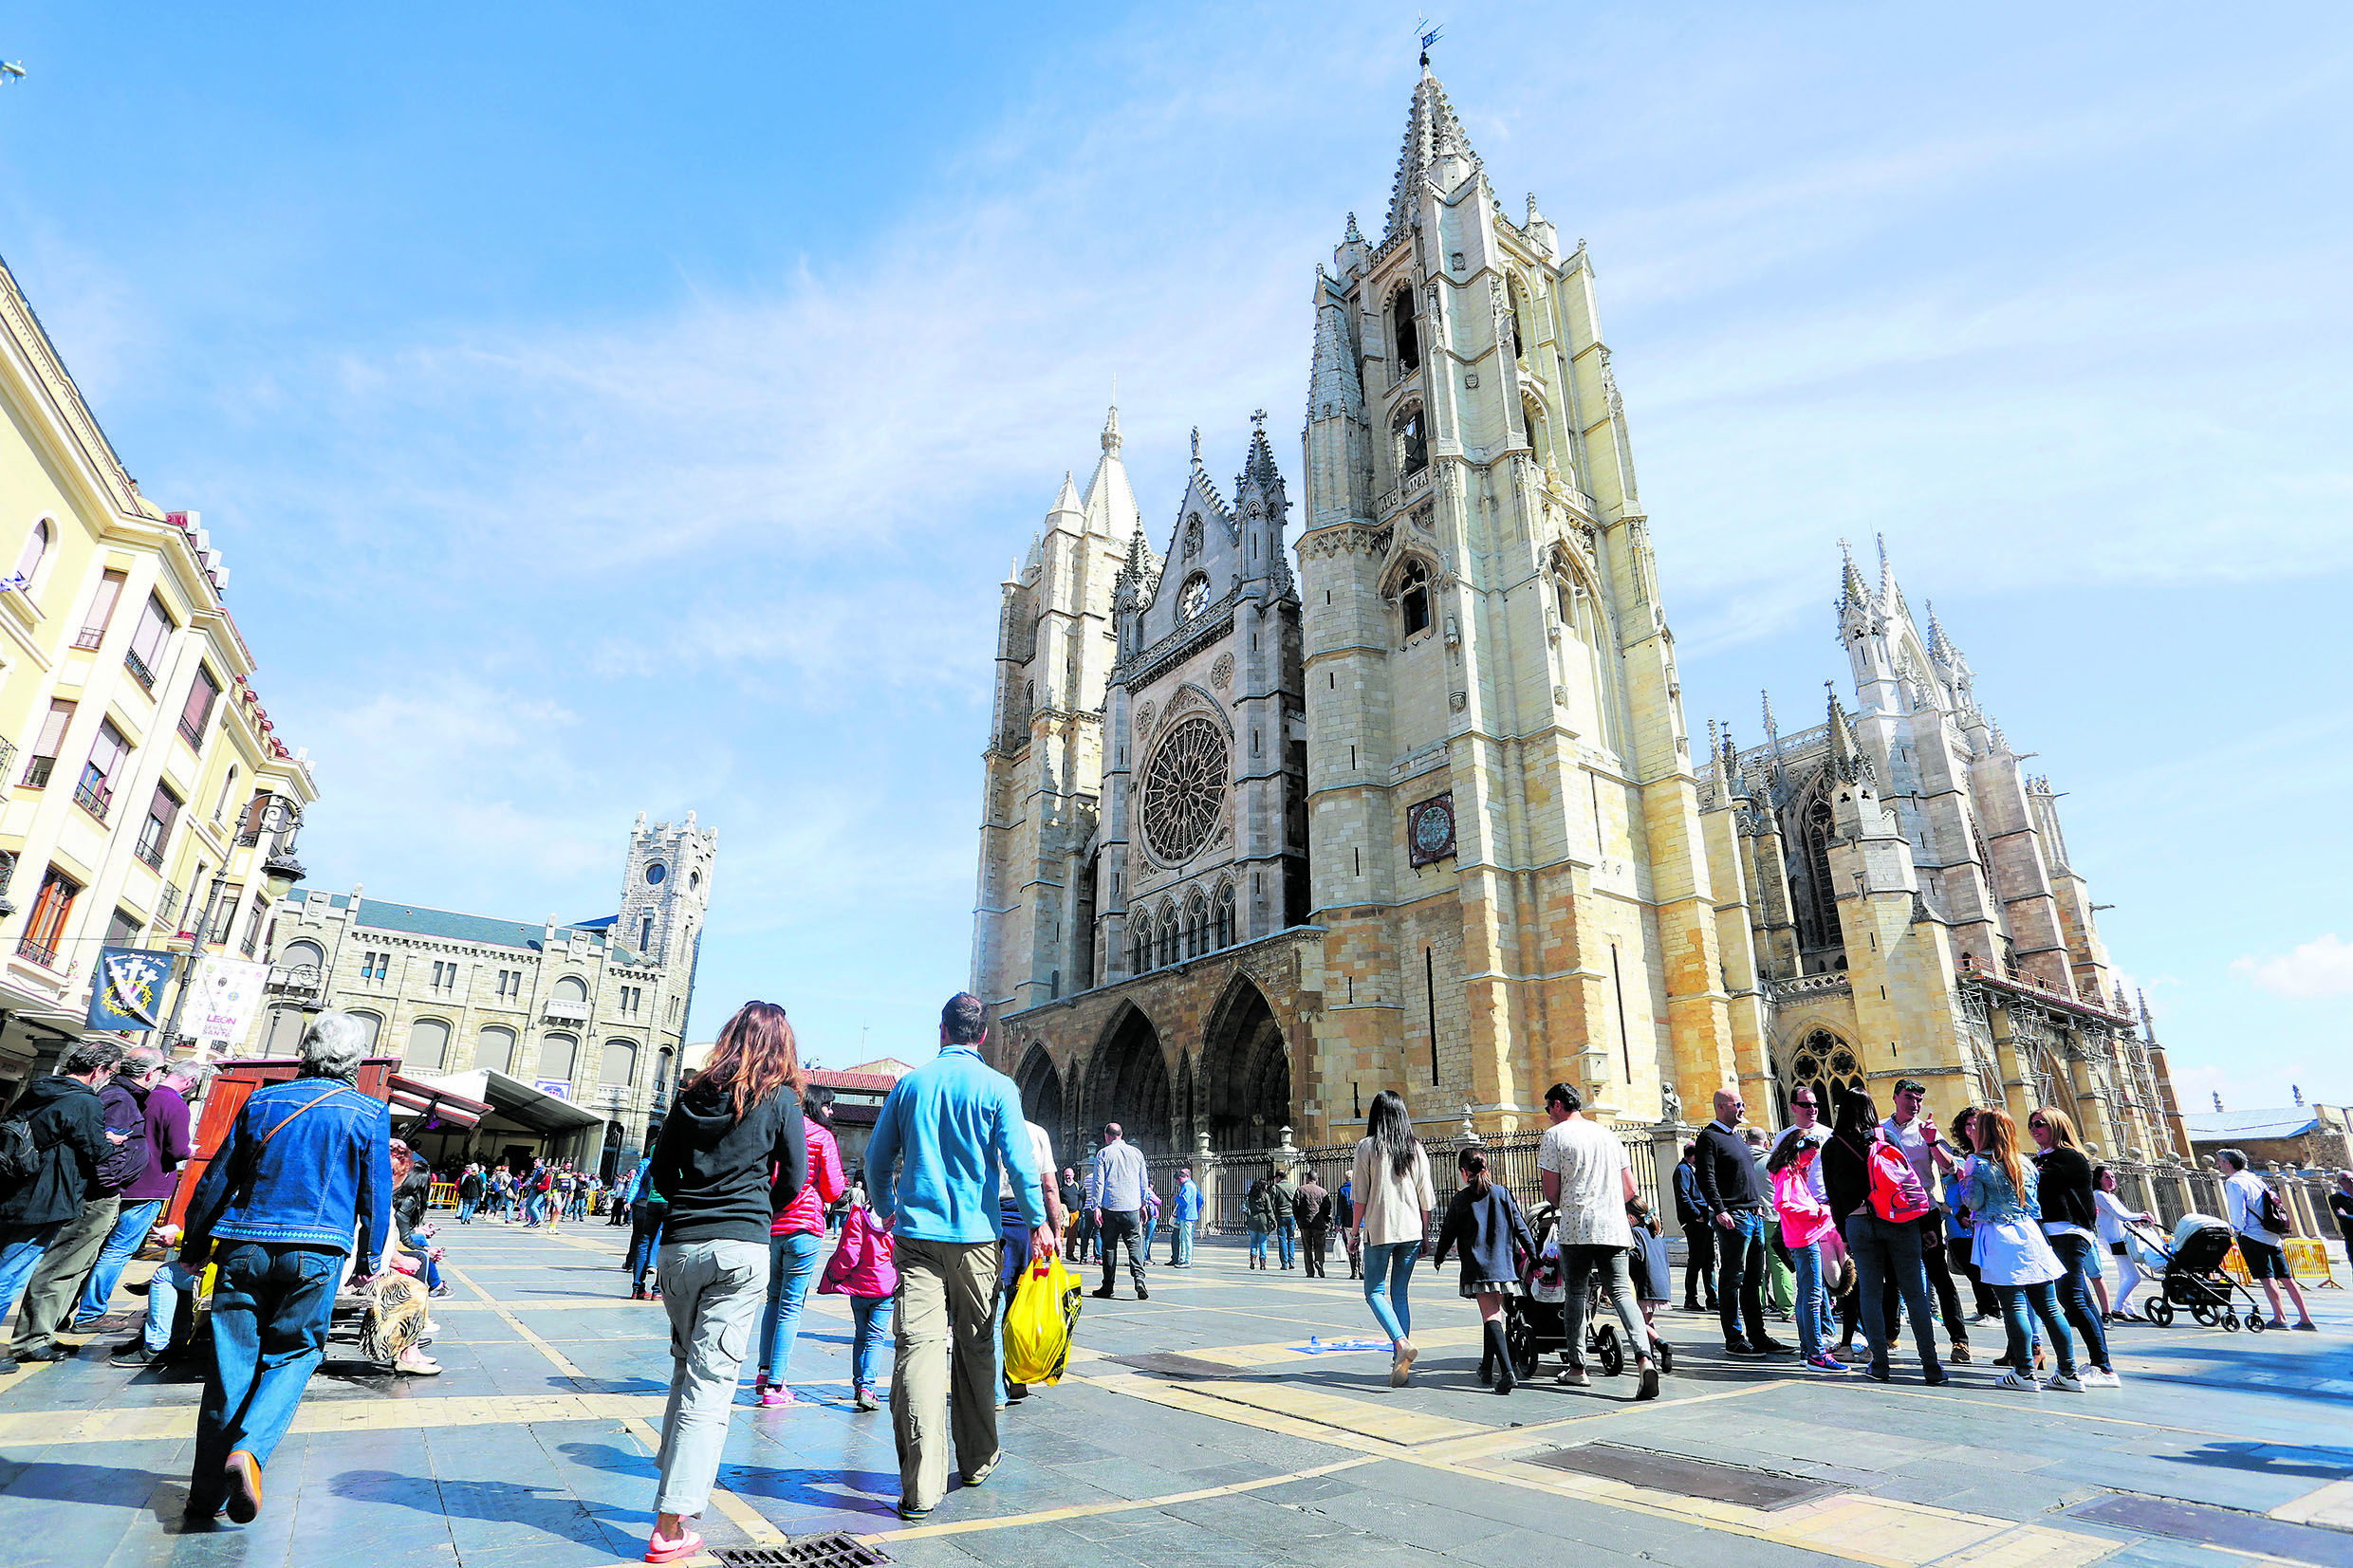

{"left": 252, "top": 794, "right": 307, "bottom": 900}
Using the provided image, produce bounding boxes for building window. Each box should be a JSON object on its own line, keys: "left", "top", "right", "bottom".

{"left": 77, "top": 720, "right": 131, "bottom": 821}
{"left": 1131, "top": 927, "right": 1150, "bottom": 975}
{"left": 349, "top": 1011, "right": 384, "bottom": 1051}
{"left": 361, "top": 950, "right": 392, "bottom": 982}
{"left": 430, "top": 960, "right": 460, "bottom": 991}
{"left": 1391, "top": 287, "right": 1419, "bottom": 371}
{"left": 639, "top": 913, "right": 656, "bottom": 953}
{"left": 1398, "top": 560, "right": 1433, "bottom": 640}
{"left": 18, "top": 866, "right": 81, "bottom": 968}
{"left": 214, "top": 766, "right": 238, "bottom": 822}
{"left": 540, "top": 1034, "right": 579, "bottom": 1081}
{"left": 1158, "top": 909, "right": 1177, "bottom": 968}
{"left": 179, "top": 666, "right": 221, "bottom": 749}
{"left": 23, "top": 699, "right": 72, "bottom": 789}
{"left": 75, "top": 569, "right": 125, "bottom": 652}
{"left": 553, "top": 974, "right": 588, "bottom": 1004}
{"left": 1215, "top": 882, "right": 1235, "bottom": 949}
{"left": 495, "top": 968, "right": 522, "bottom": 1000}
{"left": 11, "top": 519, "right": 49, "bottom": 585}
{"left": 602, "top": 1040, "right": 638, "bottom": 1087}
{"left": 477, "top": 1024, "right": 517, "bottom": 1074}
{"left": 105, "top": 906, "right": 143, "bottom": 948}
{"left": 241, "top": 901, "right": 265, "bottom": 957}
{"left": 1178, "top": 573, "right": 1210, "bottom": 622}
{"left": 408, "top": 1018, "right": 452, "bottom": 1071}
{"left": 1508, "top": 276, "right": 1529, "bottom": 362}
{"left": 124, "top": 594, "right": 174, "bottom": 691}
{"left": 137, "top": 784, "right": 182, "bottom": 871}
{"left": 1394, "top": 406, "right": 1428, "bottom": 479}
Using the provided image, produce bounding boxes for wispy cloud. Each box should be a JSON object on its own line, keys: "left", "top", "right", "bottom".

{"left": 2233, "top": 934, "right": 2353, "bottom": 999}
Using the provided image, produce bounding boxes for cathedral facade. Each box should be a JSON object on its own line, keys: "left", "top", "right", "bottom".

{"left": 1705, "top": 543, "right": 2189, "bottom": 1162}
{"left": 972, "top": 65, "right": 2180, "bottom": 1159}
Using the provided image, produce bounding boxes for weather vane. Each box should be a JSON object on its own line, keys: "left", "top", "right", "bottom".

{"left": 1416, "top": 15, "right": 1444, "bottom": 68}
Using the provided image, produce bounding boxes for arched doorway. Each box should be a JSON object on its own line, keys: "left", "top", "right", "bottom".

{"left": 1015, "top": 1043, "right": 1065, "bottom": 1150}
{"left": 1199, "top": 974, "right": 1289, "bottom": 1152}
{"left": 1778, "top": 1027, "right": 1865, "bottom": 1125}
{"left": 1086, "top": 1005, "right": 1172, "bottom": 1155}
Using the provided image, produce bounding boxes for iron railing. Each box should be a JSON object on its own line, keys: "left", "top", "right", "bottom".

{"left": 20, "top": 754, "right": 53, "bottom": 789}
{"left": 73, "top": 777, "right": 112, "bottom": 822}
{"left": 123, "top": 647, "right": 156, "bottom": 691}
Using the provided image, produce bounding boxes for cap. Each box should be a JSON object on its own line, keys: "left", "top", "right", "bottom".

{"left": 1894, "top": 1078, "right": 1928, "bottom": 1096}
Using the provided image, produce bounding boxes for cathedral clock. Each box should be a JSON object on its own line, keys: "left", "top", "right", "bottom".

{"left": 1407, "top": 791, "right": 1455, "bottom": 867}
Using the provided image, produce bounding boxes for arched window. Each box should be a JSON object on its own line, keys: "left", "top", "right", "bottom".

{"left": 1158, "top": 909, "right": 1177, "bottom": 968}
{"left": 540, "top": 1033, "right": 579, "bottom": 1081}
{"left": 601, "top": 1039, "right": 638, "bottom": 1087}
{"left": 1131, "top": 926, "right": 1152, "bottom": 976}
{"left": 1185, "top": 895, "right": 1206, "bottom": 958}
{"left": 654, "top": 1045, "right": 675, "bottom": 1098}
{"left": 1394, "top": 406, "right": 1428, "bottom": 479}
{"left": 1802, "top": 797, "right": 1840, "bottom": 953}
{"left": 477, "top": 1024, "right": 517, "bottom": 1074}
{"left": 1214, "top": 882, "right": 1235, "bottom": 949}
{"left": 1391, "top": 287, "right": 1419, "bottom": 371}
{"left": 1398, "top": 560, "right": 1433, "bottom": 641}
{"left": 1522, "top": 397, "right": 1549, "bottom": 467}
{"left": 407, "top": 1018, "right": 452, "bottom": 1071}
{"left": 348, "top": 1011, "right": 384, "bottom": 1051}
{"left": 553, "top": 974, "right": 588, "bottom": 1004}
{"left": 12, "top": 520, "right": 48, "bottom": 584}
{"left": 1507, "top": 277, "right": 1530, "bottom": 362}
{"left": 279, "top": 938, "right": 325, "bottom": 975}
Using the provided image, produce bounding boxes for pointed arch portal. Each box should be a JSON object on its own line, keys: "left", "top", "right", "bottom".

{"left": 1086, "top": 1005, "right": 1173, "bottom": 1156}
{"left": 1016, "top": 1043, "right": 1065, "bottom": 1148}
{"left": 1199, "top": 974, "right": 1291, "bottom": 1151}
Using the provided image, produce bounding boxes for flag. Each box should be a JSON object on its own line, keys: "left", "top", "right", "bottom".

{"left": 88, "top": 948, "right": 176, "bottom": 1030}
{"left": 186, "top": 955, "right": 272, "bottom": 1046}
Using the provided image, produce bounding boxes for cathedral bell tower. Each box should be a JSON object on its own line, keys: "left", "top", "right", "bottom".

{"left": 1294, "top": 66, "right": 1739, "bottom": 1134}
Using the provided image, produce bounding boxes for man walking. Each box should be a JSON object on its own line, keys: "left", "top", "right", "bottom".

{"left": 1057, "top": 1169, "right": 1084, "bottom": 1261}
{"left": 2219, "top": 1149, "right": 2317, "bottom": 1331}
{"left": 1295, "top": 1168, "right": 1332, "bottom": 1278}
{"left": 457, "top": 1163, "right": 483, "bottom": 1224}
{"left": 1271, "top": 1163, "right": 1301, "bottom": 1271}
{"left": 1338, "top": 1172, "right": 1362, "bottom": 1279}
{"left": 1537, "top": 1083, "right": 1659, "bottom": 1399}
{"left": 1881, "top": 1079, "right": 1968, "bottom": 1363}
{"left": 864, "top": 993, "right": 1050, "bottom": 1522}
{"left": 0, "top": 1042, "right": 128, "bottom": 1368}
{"left": 1694, "top": 1087, "right": 1789, "bottom": 1358}
{"left": 73, "top": 1046, "right": 189, "bottom": 1331}
{"left": 181, "top": 1012, "right": 391, "bottom": 1524}
{"left": 1170, "top": 1168, "right": 1201, "bottom": 1266}
{"left": 11, "top": 1042, "right": 145, "bottom": 1362}
{"left": 1087, "top": 1122, "right": 1150, "bottom": 1301}
{"left": 1672, "top": 1141, "right": 1717, "bottom": 1312}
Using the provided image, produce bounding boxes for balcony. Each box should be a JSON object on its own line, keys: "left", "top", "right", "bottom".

{"left": 15, "top": 934, "right": 60, "bottom": 968}
{"left": 136, "top": 837, "right": 166, "bottom": 872}
{"left": 542, "top": 999, "right": 593, "bottom": 1025}
{"left": 177, "top": 716, "right": 205, "bottom": 749}
{"left": 268, "top": 962, "right": 324, "bottom": 996}
{"left": 72, "top": 627, "right": 104, "bottom": 652}
{"left": 124, "top": 647, "right": 157, "bottom": 692}
{"left": 20, "top": 755, "right": 53, "bottom": 789}
{"left": 73, "top": 778, "right": 113, "bottom": 823}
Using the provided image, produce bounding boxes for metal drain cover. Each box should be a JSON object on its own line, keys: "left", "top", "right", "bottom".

{"left": 1528, "top": 1443, "right": 1841, "bottom": 1510}
{"left": 1109, "top": 1352, "right": 1243, "bottom": 1379}
{"left": 2066, "top": 1497, "right": 2353, "bottom": 1567}
{"left": 714, "top": 1535, "right": 892, "bottom": 1567}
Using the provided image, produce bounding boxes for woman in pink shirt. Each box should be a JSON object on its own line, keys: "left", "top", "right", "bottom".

{"left": 754, "top": 1085, "right": 846, "bottom": 1406}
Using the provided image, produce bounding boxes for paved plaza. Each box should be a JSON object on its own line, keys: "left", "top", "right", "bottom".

{"left": 2, "top": 1223, "right": 2350, "bottom": 1568}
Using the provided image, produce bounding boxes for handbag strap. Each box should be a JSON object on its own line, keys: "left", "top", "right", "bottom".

{"left": 258, "top": 1083, "right": 358, "bottom": 1146}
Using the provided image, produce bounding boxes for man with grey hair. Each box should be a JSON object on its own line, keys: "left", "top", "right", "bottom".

{"left": 2217, "top": 1148, "right": 2316, "bottom": 1332}
{"left": 7, "top": 1042, "right": 141, "bottom": 1362}
{"left": 0, "top": 1042, "right": 129, "bottom": 1369}
{"left": 180, "top": 1011, "right": 391, "bottom": 1524}
{"left": 77, "top": 1046, "right": 192, "bottom": 1334}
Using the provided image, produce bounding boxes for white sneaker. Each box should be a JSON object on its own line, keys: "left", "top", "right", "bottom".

{"left": 1995, "top": 1370, "right": 2040, "bottom": 1392}
{"left": 2082, "top": 1367, "right": 2121, "bottom": 1388}
{"left": 2047, "top": 1372, "right": 2084, "bottom": 1392}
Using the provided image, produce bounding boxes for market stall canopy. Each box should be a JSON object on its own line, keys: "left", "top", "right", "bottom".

{"left": 407, "top": 1068, "right": 603, "bottom": 1135}
{"left": 387, "top": 1073, "right": 492, "bottom": 1129}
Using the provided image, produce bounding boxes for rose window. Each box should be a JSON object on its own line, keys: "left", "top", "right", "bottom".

{"left": 1140, "top": 713, "right": 1228, "bottom": 862}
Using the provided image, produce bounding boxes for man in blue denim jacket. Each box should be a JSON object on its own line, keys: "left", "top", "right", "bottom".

{"left": 179, "top": 1011, "right": 391, "bottom": 1526}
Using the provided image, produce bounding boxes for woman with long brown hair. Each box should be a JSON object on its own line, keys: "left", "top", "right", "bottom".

{"left": 640, "top": 1002, "right": 809, "bottom": 1564}
{"left": 1962, "top": 1107, "right": 2077, "bottom": 1392}
{"left": 2028, "top": 1106, "right": 2117, "bottom": 1384}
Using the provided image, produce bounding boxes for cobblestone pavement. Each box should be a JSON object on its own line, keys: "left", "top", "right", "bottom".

{"left": 3, "top": 1220, "right": 2351, "bottom": 1568}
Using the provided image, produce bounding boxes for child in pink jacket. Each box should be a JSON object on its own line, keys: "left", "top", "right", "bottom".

{"left": 818, "top": 1200, "right": 898, "bottom": 1410}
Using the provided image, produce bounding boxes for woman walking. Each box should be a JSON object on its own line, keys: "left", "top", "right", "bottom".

{"left": 1350, "top": 1090, "right": 1436, "bottom": 1387}
{"left": 1245, "top": 1169, "right": 1277, "bottom": 1269}
{"left": 2092, "top": 1165, "right": 2157, "bottom": 1321}
{"left": 1964, "top": 1108, "right": 2080, "bottom": 1392}
{"left": 754, "top": 1083, "right": 847, "bottom": 1407}
{"left": 1433, "top": 1147, "right": 1537, "bottom": 1394}
{"left": 817, "top": 1196, "right": 898, "bottom": 1411}
{"left": 2029, "top": 1108, "right": 2119, "bottom": 1384}
{"left": 641, "top": 1002, "right": 809, "bottom": 1564}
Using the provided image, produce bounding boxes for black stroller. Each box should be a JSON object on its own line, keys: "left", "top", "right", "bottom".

{"left": 1500, "top": 1204, "right": 1673, "bottom": 1379}
{"left": 2140, "top": 1218, "right": 2273, "bottom": 1333}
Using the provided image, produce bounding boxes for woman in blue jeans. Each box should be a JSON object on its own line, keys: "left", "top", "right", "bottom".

{"left": 1350, "top": 1091, "right": 1436, "bottom": 1387}
{"left": 755, "top": 1084, "right": 845, "bottom": 1407}
{"left": 2027, "top": 1107, "right": 2116, "bottom": 1383}
{"left": 1828, "top": 1091, "right": 1947, "bottom": 1385}
{"left": 1964, "top": 1108, "right": 2080, "bottom": 1392}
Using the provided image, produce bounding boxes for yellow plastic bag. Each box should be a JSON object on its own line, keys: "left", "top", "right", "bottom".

{"left": 1001, "top": 1249, "right": 1082, "bottom": 1387}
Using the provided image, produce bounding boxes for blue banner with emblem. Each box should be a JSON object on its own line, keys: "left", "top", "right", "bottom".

{"left": 88, "top": 947, "right": 176, "bottom": 1031}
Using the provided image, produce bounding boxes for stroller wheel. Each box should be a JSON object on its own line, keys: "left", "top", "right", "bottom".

{"left": 1506, "top": 1312, "right": 1540, "bottom": 1379}
{"left": 2191, "top": 1304, "right": 2215, "bottom": 1327}
{"left": 2147, "top": 1299, "right": 2175, "bottom": 1328}
{"left": 2230, "top": 1311, "right": 2250, "bottom": 1333}
{"left": 1597, "top": 1327, "right": 1625, "bottom": 1379}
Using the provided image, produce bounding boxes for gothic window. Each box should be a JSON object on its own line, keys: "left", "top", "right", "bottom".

{"left": 1158, "top": 907, "right": 1178, "bottom": 968}
{"left": 1391, "top": 286, "right": 1419, "bottom": 371}
{"left": 1215, "top": 882, "right": 1235, "bottom": 949}
{"left": 1132, "top": 926, "right": 1151, "bottom": 976}
{"left": 1177, "top": 573, "right": 1210, "bottom": 623}
{"left": 1523, "top": 397, "right": 1549, "bottom": 468}
{"left": 12, "top": 519, "right": 48, "bottom": 583}
{"left": 1784, "top": 1029, "right": 1865, "bottom": 1123}
{"left": 1394, "top": 405, "right": 1428, "bottom": 479}
{"left": 1797, "top": 796, "right": 1841, "bottom": 953}
{"left": 1139, "top": 714, "right": 1229, "bottom": 863}
{"left": 1185, "top": 894, "right": 1207, "bottom": 958}
{"left": 1507, "top": 276, "right": 1529, "bottom": 362}
{"left": 1398, "top": 560, "right": 1433, "bottom": 642}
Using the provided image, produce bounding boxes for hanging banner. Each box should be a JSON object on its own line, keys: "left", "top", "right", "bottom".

{"left": 186, "top": 955, "right": 271, "bottom": 1045}
{"left": 87, "top": 948, "right": 177, "bottom": 1030}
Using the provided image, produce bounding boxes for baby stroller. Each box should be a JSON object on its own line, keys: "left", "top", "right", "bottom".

{"left": 1499, "top": 1204, "right": 1671, "bottom": 1379}
{"left": 2140, "top": 1217, "right": 2272, "bottom": 1333}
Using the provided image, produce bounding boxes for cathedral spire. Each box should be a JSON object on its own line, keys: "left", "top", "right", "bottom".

{"left": 1826, "top": 682, "right": 1872, "bottom": 784}
{"left": 1384, "top": 69, "right": 1480, "bottom": 240}
{"left": 1047, "top": 470, "right": 1084, "bottom": 531}
{"left": 1839, "top": 538, "right": 1872, "bottom": 611}
{"left": 1079, "top": 403, "right": 1142, "bottom": 541}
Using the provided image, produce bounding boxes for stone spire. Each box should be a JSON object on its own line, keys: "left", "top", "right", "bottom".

{"left": 1827, "top": 682, "right": 1873, "bottom": 784}
{"left": 1080, "top": 403, "right": 1142, "bottom": 540}
{"left": 1840, "top": 538, "right": 1872, "bottom": 612}
{"left": 1384, "top": 69, "right": 1480, "bottom": 239}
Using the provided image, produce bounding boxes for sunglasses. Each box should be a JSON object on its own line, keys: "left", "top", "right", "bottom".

{"left": 2029, "top": 1119, "right": 2048, "bottom": 1130}
{"left": 1792, "top": 1100, "right": 1817, "bottom": 1110}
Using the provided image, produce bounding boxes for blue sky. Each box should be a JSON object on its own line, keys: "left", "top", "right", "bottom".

{"left": 1, "top": 4, "right": 2346, "bottom": 1108}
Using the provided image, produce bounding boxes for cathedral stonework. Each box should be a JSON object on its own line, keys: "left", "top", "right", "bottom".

{"left": 973, "top": 67, "right": 2179, "bottom": 1160}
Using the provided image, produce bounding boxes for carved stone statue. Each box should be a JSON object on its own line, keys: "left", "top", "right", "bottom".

{"left": 1660, "top": 1083, "right": 1684, "bottom": 1123}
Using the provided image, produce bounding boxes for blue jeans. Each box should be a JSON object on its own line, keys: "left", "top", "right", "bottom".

{"left": 189, "top": 1243, "right": 343, "bottom": 1515}
{"left": 1142, "top": 1211, "right": 1158, "bottom": 1256}
{"left": 71, "top": 1199, "right": 162, "bottom": 1323}
{"left": 851, "top": 1294, "right": 895, "bottom": 1393}
{"left": 1277, "top": 1217, "right": 1297, "bottom": 1268}
{"left": 0, "top": 1222, "right": 62, "bottom": 1321}
{"left": 758, "top": 1229, "right": 823, "bottom": 1386}
{"left": 1845, "top": 1211, "right": 1942, "bottom": 1375}
{"left": 1248, "top": 1224, "right": 1269, "bottom": 1262}
{"left": 1715, "top": 1208, "right": 1771, "bottom": 1346}
{"left": 1789, "top": 1239, "right": 1825, "bottom": 1359}
{"left": 143, "top": 1257, "right": 202, "bottom": 1353}
{"left": 996, "top": 1196, "right": 1030, "bottom": 1400}
{"left": 1998, "top": 1281, "right": 2076, "bottom": 1377}
{"left": 1173, "top": 1219, "right": 1195, "bottom": 1266}
{"left": 1362, "top": 1240, "right": 1418, "bottom": 1345}
{"left": 626, "top": 1204, "right": 666, "bottom": 1287}
{"left": 457, "top": 1197, "right": 476, "bottom": 1224}
{"left": 2047, "top": 1232, "right": 2110, "bottom": 1371}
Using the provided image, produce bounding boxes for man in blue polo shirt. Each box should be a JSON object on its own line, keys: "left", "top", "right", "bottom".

{"left": 865, "top": 992, "right": 1052, "bottom": 1522}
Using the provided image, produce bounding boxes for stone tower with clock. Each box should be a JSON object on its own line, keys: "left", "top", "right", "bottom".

{"left": 1292, "top": 64, "right": 1745, "bottom": 1136}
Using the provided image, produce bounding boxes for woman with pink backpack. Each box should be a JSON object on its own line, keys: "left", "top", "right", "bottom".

{"left": 1825, "top": 1092, "right": 1948, "bottom": 1386}
{"left": 816, "top": 1197, "right": 897, "bottom": 1411}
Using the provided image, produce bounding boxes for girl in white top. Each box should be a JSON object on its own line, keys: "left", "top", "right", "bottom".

{"left": 2091, "top": 1164, "right": 2156, "bottom": 1320}
{"left": 1350, "top": 1090, "right": 1436, "bottom": 1386}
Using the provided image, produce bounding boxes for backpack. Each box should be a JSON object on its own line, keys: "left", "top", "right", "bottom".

{"left": 2256, "top": 1184, "right": 2290, "bottom": 1236}
{"left": 1866, "top": 1141, "right": 1934, "bottom": 1224}
{"left": 0, "top": 1115, "right": 39, "bottom": 1184}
